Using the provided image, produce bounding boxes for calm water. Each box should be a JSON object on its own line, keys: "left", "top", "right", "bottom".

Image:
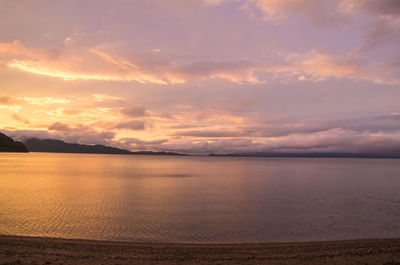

{"left": 0, "top": 153, "right": 399, "bottom": 243}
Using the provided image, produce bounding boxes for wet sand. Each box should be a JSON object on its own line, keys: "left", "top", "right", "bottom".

{"left": 0, "top": 236, "right": 399, "bottom": 265}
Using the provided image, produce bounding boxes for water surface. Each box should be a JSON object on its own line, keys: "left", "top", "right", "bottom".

{"left": 0, "top": 153, "right": 399, "bottom": 243}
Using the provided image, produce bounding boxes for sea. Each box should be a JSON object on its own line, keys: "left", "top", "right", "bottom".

{"left": 0, "top": 152, "right": 399, "bottom": 243}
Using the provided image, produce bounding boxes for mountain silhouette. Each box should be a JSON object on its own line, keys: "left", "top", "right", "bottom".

{"left": 0, "top": 132, "right": 29, "bottom": 152}
{"left": 24, "top": 138, "right": 185, "bottom": 156}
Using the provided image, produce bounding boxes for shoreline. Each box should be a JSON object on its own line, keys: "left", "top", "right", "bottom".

{"left": 4, "top": 151, "right": 400, "bottom": 159}
{"left": 1, "top": 235, "right": 399, "bottom": 265}
{"left": 2, "top": 234, "right": 400, "bottom": 245}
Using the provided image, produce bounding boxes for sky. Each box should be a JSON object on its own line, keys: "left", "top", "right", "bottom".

{"left": 1, "top": 0, "right": 400, "bottom": 154}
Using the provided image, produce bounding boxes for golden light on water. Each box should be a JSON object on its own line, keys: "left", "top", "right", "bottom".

{"left": 1, "top": 153, "right": 399, "bottom": 242}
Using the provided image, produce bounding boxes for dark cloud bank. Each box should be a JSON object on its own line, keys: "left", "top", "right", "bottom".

{"left": 2, "top": 113, "right": 400, "bottom": 156}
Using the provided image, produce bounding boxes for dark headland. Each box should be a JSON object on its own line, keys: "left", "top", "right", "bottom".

{"left": 23, "top": 137, "right": 185, "bottom": 156}
{"left": 0, "top": 236, "right": 399, "bottom": 265}
{"left": 0, "top": 132, "right": 28, "bottom": 152}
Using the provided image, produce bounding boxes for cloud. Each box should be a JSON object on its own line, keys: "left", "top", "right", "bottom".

{"left": 93, "top": 94, "right": 126, "bottom": 103}
{"left": 135, "top": 49, "right": 400, "bottom": 85}
{"left": 0, "top": 40, "right": 38, "bottom": 58}
{"left": 3, "top": 111, "right": 400, "bottom": 154}
{"left": 241, "top": 0, "right": 343, "bottom": 25}
{"left": 12, "top": 113, "right": 30, "bottom": 125}
{"left": 115, "top": 120, "right": 146, "bottom": 130}
{"left": 0, "top": 40, "right": 262, "bottom": 84}
{"left": 166, "top": 0, "right": 227, "bottom": 6}
{"left": 338, "top": 0, "right": 400, "bottom": 55}
{"left": 159, "top": 112, "right": 176, "bottom": 120}
{"left": 89, "top": 94, "right": 127, "bottom": 108}
{"left": 242, "top": 0, "right": 400, "bottom": 55}
{"left": 338, "top": 0, "right": 400, "bottom": 16}
{"left": 0, "top": 41, "right": 167, "bottom": 84}
{"left": 160, "top": 129, "right": 400, "bottom": 155}
{"left": 271, "top": 50, "right": 400, "bottom": 85}
{"left": 1, "top": 40, "right": 398, "bottom": 85}
{"left": 0, "top": 96, "right": 17, "bottom": 105}
{"left": 48, "top": 122, "right": 71, "bottom": 132}
{"left": 3, "top": 129, "right": 56, "bottom": 141}
{"left": 0, "top": 105, "right": 21, "bottom": 112}
{"left": 348, "top": 17, "right": 400, "bottom": 56}
{"left": 7, "top": 59, "right": 166, "bottom": 83}
{"left": 18, "top": 96, "right": 71, "bottom": 105}
{"left": 166, "top": 112, "right": 400, "bottom": 148}
{"left": 251, "top": 0, "right": 314, "bottom": 21}
{"left": 119, "top": 137, "right": 169, "bottom": 151}
{"left": 202, "top": 0, "right": 226, "bottom": 5}
{"left": 266, "top": 129, "right": 400, "bottom": 155}
{"left": 167, "top": 113, "right": 400, "bottom": 143}
{"left": 271, "top": 129, "right": 400, "bottom": 155}
{"left": 248, "top": 113, "right": 400, "bottom": 138}
{"left": 171, "top": 60, "right": 263, "bottom": 84}
{"left": 121, "top": 105, "right": 149, "bottom": 117}
{"left": 4, "top": 127, "right": 116, "bottom": 146}
{"left": 172, "top": 129, "right": 245, "bottom": 138}
{"left": 245, "top": 0, "right": 400, "bottom": 24}
{"left": 62, "top": 109, "right": 81, "bottom": 115}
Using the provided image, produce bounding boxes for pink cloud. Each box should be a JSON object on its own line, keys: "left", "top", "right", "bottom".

{"left": 1, "top": 40, "right": 399, "bottom": 85}
{"left": 48, "top": 122, "right": 72, "bottom": 132}
{"left": 121, "top": 105, "right": 149, "bottom": 117}
{"left": 115, "top": 120, "right": 146, "bottom": 130}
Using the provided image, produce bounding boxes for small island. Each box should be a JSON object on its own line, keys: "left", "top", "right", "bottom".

{"left": 0, "top": 132, "right": 28, "bottom": 152}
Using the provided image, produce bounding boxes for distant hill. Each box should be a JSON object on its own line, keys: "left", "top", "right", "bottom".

{"left": 24, "top": 138, "right": 185, "bottom": 156}
{"left": 208, "top": 152, "right": 400, "bottom": 158}
{"left": 0, "top": 132, "right": 29, "bottom": 152}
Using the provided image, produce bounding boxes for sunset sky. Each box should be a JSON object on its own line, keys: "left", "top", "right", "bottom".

{"left": 1, "top": 0, "right": 400, "bottom": 154}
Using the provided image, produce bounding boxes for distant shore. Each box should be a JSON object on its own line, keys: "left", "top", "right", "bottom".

{"left": 0, "top": 236, "right": 399, "bottom": 265}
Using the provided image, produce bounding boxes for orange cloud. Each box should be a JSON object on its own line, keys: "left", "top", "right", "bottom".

{"left": 18, "top": 96, "right": 71, "bottom": 105}
{"left": 269, "top": 50, "right": 400, "bottom": 85}
{"left": 0, "top": 40, "right": 38, "bottom": 58}
{"left": 12, "top": 113, "right": 30, "bottom": 124}
{"left": 253, "top": 0, "right": 313, "bottom": 21}
{"left": 1, "top": 41, "right": 399, "bottom": 85}
{"left": 93, "top": 94, "right": 126, "bottom": 102}
{"left": 0, "top": 40, "right": 263, "bottom": 84}
{"left": 1, "top": 41, "right": 167, "bottom": 84}
{"left": 0, "top": 96, "right": 17, "bottom": 105}
{"left": 7, "top": 59, "right": 168, "bottom": 83}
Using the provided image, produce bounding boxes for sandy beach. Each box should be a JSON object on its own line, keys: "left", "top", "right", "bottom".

{"left": 0, "top": 236, "right": 399, "bottom": 265}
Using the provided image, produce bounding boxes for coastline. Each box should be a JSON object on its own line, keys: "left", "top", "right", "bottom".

{"left": 1, "top": 236, "right": 399, "bottom": 265}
